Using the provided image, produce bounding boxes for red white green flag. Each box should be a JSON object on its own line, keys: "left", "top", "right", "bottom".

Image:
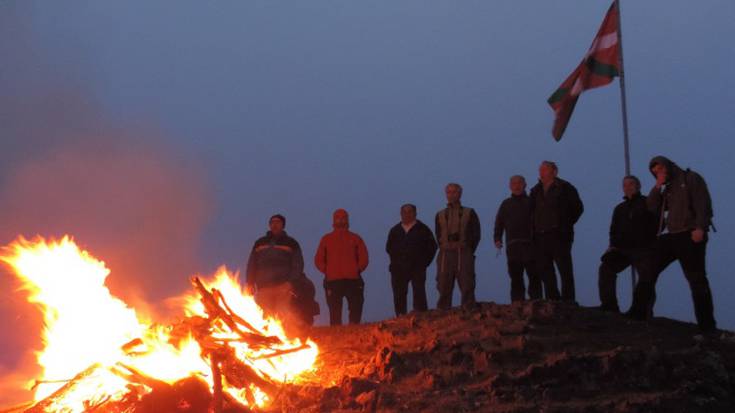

{"left": 548, "top": 2, "right": 621, "bottom": 140}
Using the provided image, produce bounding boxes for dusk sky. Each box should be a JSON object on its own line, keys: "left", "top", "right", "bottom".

{"left": 1, "top": 0, "right": 733, "bottom": 379}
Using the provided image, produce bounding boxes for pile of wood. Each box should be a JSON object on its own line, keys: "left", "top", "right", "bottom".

{"left": 18, "top": 277, "right": 314, "bottom": 413}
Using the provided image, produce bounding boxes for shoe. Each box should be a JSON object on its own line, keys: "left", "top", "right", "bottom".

{"left": 694, "top": 332, "right": 720, "bottom": 342}
{"left": 596, "top": 304, "right": 620, "bottom": 313}
{"left": 624, "top": 309, "right": 646, "bottom": 321}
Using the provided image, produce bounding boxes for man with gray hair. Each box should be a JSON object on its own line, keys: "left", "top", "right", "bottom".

{"left": 435, "top": 183, "right": 481, "bottom": 310}
{"left": 529, "top": 161, "right": 584, "bottom": 302}
{"left": 494, "top": 175, "right": 541, "bottom": 301}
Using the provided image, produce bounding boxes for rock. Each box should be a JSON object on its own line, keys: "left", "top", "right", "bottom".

{"left": 355, "top": 389, "right": 376, "bottom": 406}
{"left": 340, "top": 377, "right": 378, "bottom": 397}
{"left": 472, "top": 349, "right": 490, "bottom": 374}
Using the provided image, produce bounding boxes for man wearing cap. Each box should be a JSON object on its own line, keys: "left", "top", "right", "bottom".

{"left": 246, "top": 214, "right": 304, "bottom": 322}
{"left": 315, "top": 209, "right": 369, "bottom": 325}
{"left": 435, "top": 183, "right": 481, "bottom": 310}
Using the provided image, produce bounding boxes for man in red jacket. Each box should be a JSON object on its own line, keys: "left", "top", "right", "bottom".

{"left": 315, "top": 209, "right": 369, "bottom": 326}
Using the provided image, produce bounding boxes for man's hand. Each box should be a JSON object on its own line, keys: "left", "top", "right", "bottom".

{"left": 692, "top": 228, "right": 705, "bottom": 243}
{"left": 494, "top": 240, "right": 502, "bottom": 249}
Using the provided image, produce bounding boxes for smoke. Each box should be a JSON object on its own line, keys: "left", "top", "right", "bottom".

{"left": 0, "top": 3, "right": 215, "bottom": 402}
{"left": 0, "top": 107, "right": 216, "bottom": 397}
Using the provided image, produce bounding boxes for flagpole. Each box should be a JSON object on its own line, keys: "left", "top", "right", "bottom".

{"left": 615, "top": 0, "right": 637, "bottom": 293}
{"left": 616, "top": 0, "right": 631, "bottom": 175}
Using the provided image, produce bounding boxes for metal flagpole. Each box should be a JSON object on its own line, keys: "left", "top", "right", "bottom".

{"left": 615, "top": 0, "right": 637, "bottom": 293}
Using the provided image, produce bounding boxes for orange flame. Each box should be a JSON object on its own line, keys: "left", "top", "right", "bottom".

{"left": 1, "top": 236, "right": 318, "bottom": 412}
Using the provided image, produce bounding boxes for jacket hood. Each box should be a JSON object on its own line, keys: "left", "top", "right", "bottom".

{"left": 648, "top": 156, "right": 682, "bottom": 179}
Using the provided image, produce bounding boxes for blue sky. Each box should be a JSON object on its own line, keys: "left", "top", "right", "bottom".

{"left": 1, "top": 0, "right": 733, "bottom": 375}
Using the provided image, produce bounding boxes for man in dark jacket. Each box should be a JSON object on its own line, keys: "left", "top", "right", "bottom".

{"left": 246, "top": 214, "right": 304, "bottom": 321}
{"left": 627, "top": 156, "right": 717, "bottom": 334}
{"left": 435, "top": 183, "right": 481, "bottom": 310}
{"left": 386, "top": 204, "right": 438, "bottom": 316}
{"left": 530, "top": 161, "right": 584, "bottom": 302}
{"left": 598, "top": 176, "right": 657, "bottom": 312}
{"left": 494, "top": 175, "right": 541, "bottom": 302}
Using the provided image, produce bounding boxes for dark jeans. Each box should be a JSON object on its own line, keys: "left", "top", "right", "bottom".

{"left": 436, "top": 249, "right": 476, "bottom": 310}
{"left": 390, "top": 268, "right": 428, "bottom": 316}
{"left": 508, "top": 260, "right": 542, "bottom": 301}
{"left": 629, "top": 232, "right": 716, "bottom": 332}
{"left": 324, "top": 278, "right": 364, "bottom": 326}
{"left": 598, "top": 248, "right": 652, "bottom": 312}
{"left": 535, "top": 231, "right": 575, "bottom": 301}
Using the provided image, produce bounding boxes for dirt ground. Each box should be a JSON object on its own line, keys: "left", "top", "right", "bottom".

{"left": 270, "top": 301, "right": 735, "bottom": 413}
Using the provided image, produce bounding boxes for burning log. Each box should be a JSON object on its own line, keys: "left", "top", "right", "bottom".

{"left": 218, "top": 348, "right": 277, "bottom": 395}
{"left": 3, "top": 238, "right": 317, "bottom": 413}
{"left": 20, "top": 275, "right": 315, "bottom": 413}
{"left": 0, "top": 403, "right": 33, "bottom": 413}
{"left": 24, "top": 364, "right": 112, "bottom": 413}
{"left": 252, "top": 343, "right": 312, "bottom": 361}
{"left": 191, "top": 277, "right": 283, "bottom": 348}
{"left": 211, "top": 354, "right": 224, "bottom": 413}
{"left": 111, "top": 363, "right": 171, "bottom": 393}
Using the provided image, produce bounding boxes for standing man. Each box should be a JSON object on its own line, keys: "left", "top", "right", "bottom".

{"left": 627, "top": 156, "right": 717, "bottom": 334}
{"left": 435, "top": 183, "right": 481, "bottom": 310}
{"left": 598, "top": 176, "right": 657, "bottom": 313}
{"left": 246, "top": 214, "right": 304, "bottom": 322}
{"left": 530, "top": 161, "right": 584, "bottom": 302}
{"left": 494, "top": 175, "right": 541, "bottom": 302}
{"left": 386, "top": 204, "right": 438, "bottom": 316}
{"left": 315, "top": 209, "right": 369, "bottom": 326}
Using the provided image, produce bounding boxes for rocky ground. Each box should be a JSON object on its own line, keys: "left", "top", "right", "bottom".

{"left": 269, "top": 301, "right": 735, "bottom": 413}
{"left": 8, "top": 301, "right": 734, "bottom": 413}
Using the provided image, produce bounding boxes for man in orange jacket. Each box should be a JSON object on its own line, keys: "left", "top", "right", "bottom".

{"left": 314, "top": 209, "right": 369, "bottom": 326}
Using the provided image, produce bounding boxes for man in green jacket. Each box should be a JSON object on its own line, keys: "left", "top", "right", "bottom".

{"left": 435, "top": 183, "right": 481, "bottom": 310}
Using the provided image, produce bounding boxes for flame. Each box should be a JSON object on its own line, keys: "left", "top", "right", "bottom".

{"left": 1, "top": 236, "right": 318, "bottom": 412}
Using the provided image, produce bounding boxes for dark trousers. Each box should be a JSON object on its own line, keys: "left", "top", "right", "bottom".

{"left": 324, "top": 278, "right": 364, "bottom": 326}
{"left": 436, "top": 249, "right": 476, "bottom": 310}
{"left": 390, "top": 268, "right": 428, "bottom": 316}
{"left": 508, "top": 259, "right": 542, "bottom": 301}
{"left": 506, "top": 242, "right": 541, "bottom": 302}
{"left": 629, "top": 232, "right": 716, "bottom": 332}
{"left": 535, "top": 231, "right": 575, "bottom": 301}
{"left": 598, "top": 248, "right": 652, "bottom": 312}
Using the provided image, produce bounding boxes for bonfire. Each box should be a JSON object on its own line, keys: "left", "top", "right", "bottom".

{"left": 0, "top": 236, "right": 319, "bottom": 413}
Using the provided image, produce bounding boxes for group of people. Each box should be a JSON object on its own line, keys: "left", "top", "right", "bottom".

{"left": 243, "top": 156, "right": 717, "bottom": 335}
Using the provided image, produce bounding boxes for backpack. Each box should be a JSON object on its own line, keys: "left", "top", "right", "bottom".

{"left": 684, "top": 169, "right": 716, "bottom": 232}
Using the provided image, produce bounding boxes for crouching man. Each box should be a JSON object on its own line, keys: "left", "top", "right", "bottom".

{"left": 598, "top": 176, "right": 657, "bottom": 313}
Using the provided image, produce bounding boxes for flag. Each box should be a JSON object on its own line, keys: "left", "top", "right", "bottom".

{"left": 548, "top": 2, "right": 620, "bottom": 140}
